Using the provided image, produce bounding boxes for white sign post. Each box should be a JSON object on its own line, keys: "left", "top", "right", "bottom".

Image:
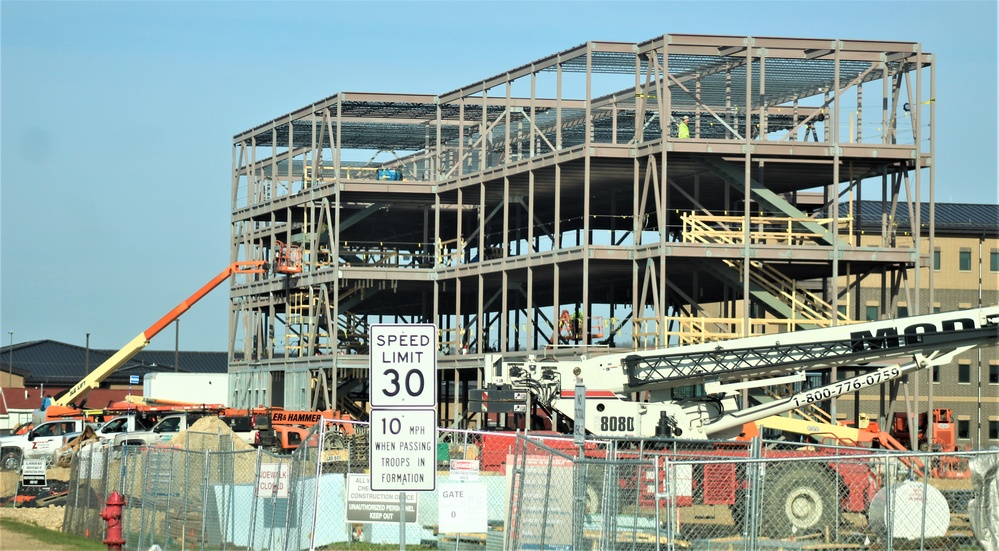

{"left": 369, "top": 323, "right": 438, "bottom": 549}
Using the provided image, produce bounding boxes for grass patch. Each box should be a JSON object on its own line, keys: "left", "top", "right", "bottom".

{"left": 0, "top": 518, "right": 434, "bottom": 551}
{"left": 313, "top": 543, "right": 436, "bottom": 550}
{"left": 0, "top": 518, "right": 108, "bottom": 551}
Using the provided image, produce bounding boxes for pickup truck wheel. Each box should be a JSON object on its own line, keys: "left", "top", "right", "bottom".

{"left": 761, "top": 466, "right": 836, "bottom": 537}
{"left": 1, "top": 449, "right": 23, "bottom": 471}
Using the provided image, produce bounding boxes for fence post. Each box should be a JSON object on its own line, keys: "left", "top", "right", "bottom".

{"left": 602, "top": 441, "right": 618, "bottom": 549}
{"left": 138, "top": 446, "right": 151, "bottom": 549}
{"left": 307, "top": 418, "right": 327, "bottom": 551}
{"left": 182, "top": 445, "right": 192, "bottom": 550}
{"left": 744, "top": 436, "right": 762, "bottom": 551}
{"left": 884, "top": 455, "right": 894, "bottom": 551}
{"left": 201, "top": 449, "right": 211, "bottom": 548}
{"left": 919, "top": 456, "right": 930, "bottom": 551}
{"left": 122, "top": 446, "right": 135, "bottom": 546}
{"left": 67, "top": 445, "right": 83, "bottom": 536}
{"left": 505, "top": 431, "right": 527, "bottom": 551}
{"left": 163, "top": 449, "right": 174, "bottom": 551}
{"left": 284, "top": 452, "right": 298, "bottom": 551}
{"left": 660, "top": 455, "right": 674, "bottom": 551}
{"left": 248, "top": 445, "right": 262, "bottom": 551}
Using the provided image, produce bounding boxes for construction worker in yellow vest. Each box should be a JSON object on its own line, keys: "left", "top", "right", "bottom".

{"left": 678, "top": 115, "right": 691, "bottom": 139}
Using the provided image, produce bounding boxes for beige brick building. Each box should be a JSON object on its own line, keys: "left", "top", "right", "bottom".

{"left": 835, "top": 201, "right": 999, "bottom": 450}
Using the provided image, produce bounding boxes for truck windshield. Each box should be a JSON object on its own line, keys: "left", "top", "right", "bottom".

{"left": 155, "top": 417, "right": 181, "bottom": 433}
{"left": 103, "top": 418, "right": 127, "bottom": 432}
{"left": 104, "top": 417, "right": 153, "bottom": 432}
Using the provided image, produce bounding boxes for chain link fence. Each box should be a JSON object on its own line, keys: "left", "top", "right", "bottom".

{"left": 61, "top": 424, "right": 998, "bottom": 550}
{"left": 505, "top": 435, "right": 998, "bottom": 551}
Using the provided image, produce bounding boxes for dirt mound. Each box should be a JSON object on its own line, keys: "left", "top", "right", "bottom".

{"left": 170, "top": 416, "right": 254, "bottom": 451}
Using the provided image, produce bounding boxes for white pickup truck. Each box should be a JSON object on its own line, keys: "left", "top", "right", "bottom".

{"left": 91, "top": 414, "right": 154, "bottom": 441}
{"left": 113, "top": 413, "right": 200, "bottom": 447}
{"left": 111, "top": 413, "right": 255, "bottom": 447}
{"left": 0, "top": 419, "right": 86, "bottom": 470}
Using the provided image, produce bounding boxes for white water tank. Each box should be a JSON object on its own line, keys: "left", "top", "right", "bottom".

{"left": 868, "top": 480, "right": 950, "bottom": 539}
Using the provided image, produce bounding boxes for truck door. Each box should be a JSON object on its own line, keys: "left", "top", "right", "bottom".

{"left": 26, "top": 422, "right": 72, "bottom": 458}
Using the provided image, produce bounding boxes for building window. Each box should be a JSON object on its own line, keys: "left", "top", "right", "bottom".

{"left": 959, "top": 249, "right": 972, "bottom": 271}
{"left": 958, "top": 363, "right": 971, "bottom": 384}
{"left": 865, "top": 306, "right": 878, "bottom": 321}
{"left": 932, "top": 365, "right": 940, "bottom": 383}
{"left": 991, "top": 363, "right": 999, "bottom": 385}
{"left": 990, "top": 420, "right": 999, "bottom": 440}
{"left": 897, "top": 306, "right": 908, "bottom": 318}
{"left": 934, "top": 248, "right": 941, "bottom": 271}
{"left": 991, "top": 249, "right": 999, "bottom": 272}
{"left": 957, "top": 420, "right": 970, "bottom": 439}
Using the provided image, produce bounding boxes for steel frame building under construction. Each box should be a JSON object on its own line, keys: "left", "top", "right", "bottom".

{"left": 226, "top": 33, "right": 937, "bottom": 421}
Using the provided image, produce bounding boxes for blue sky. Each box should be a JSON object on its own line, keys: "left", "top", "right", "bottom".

{"left": 2, "top": 1, "right": 996, "bottom": 353}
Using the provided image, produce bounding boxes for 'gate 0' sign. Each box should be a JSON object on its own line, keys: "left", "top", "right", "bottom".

{"left": 369, "top": 324, "right": 437, "bottom": 408}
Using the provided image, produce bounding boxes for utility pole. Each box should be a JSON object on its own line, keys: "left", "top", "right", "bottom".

{"left": 174, "top": 319, "right": 180, "bottom": 372}
{"left": 7, "top": 331, "right": 13, "bottom": 385}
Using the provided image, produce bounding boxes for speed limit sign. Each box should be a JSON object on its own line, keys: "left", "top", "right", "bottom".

{"left": 369, "top": 324, "right": 437, "bottom": 408}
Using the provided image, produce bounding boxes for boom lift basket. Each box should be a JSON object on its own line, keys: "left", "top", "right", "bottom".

{"left": 275, "top": 241, "right": 303, "bottom": 274}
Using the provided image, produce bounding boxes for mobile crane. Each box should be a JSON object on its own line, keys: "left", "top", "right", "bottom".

{"left": 471, "top": 306, "right": 999, "bottom": 535}
{"left": 474, "top": 306, "right": 998, "bottom": 441}
{"left": 42, "top": 261, "right": 267, "bottom": 421}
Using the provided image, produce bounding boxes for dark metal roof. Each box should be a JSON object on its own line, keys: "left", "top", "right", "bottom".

{"left": 0, "top": 340, "right": 228, "bottom": 387}
{"left": 242, "top": 34, "right": 919, "bottom": 150}
{"left": 841, "top": 201, "right": 999, "bottom": 236}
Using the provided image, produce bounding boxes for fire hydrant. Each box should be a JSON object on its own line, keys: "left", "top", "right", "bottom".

{"left": 99, "top": 491, "right": 126, "bottom": 551}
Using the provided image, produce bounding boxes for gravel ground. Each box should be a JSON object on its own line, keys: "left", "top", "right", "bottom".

{"left": 0, "top": 503, "right": 66, "bottom": 531}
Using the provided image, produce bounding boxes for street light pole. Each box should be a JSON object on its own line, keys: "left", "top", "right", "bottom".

{"left": 7, "top": 331, "right": 13, "bottom": 386}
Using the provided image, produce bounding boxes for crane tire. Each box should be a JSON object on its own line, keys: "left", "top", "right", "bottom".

{"left": 761, "top": 465, "right": 837, "bottom": 537}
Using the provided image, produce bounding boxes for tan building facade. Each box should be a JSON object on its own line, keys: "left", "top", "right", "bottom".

{"left": 835, "top": 202, "right": 999, "bottom": 450}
